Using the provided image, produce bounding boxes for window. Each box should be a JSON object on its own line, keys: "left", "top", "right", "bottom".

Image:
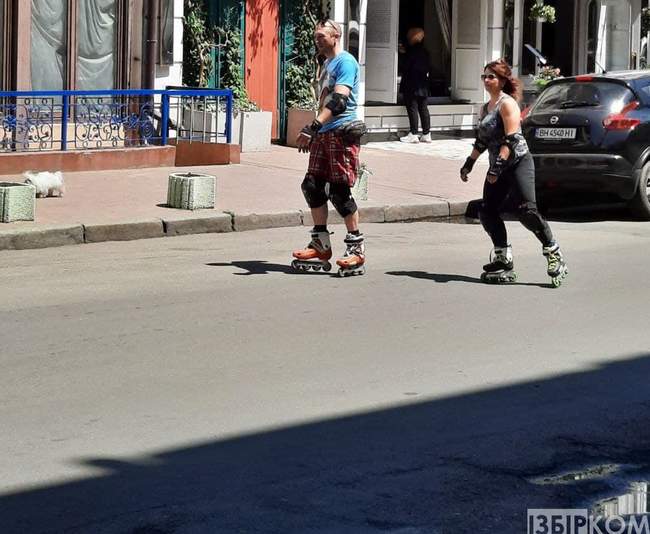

{"left": 159, "top": 0, "right": 174, "bottom": 65}
{"left": 502, "top": 0, "right": 515, "bottom": 66}
{"left": 31, "top": 0, "right": 68, "bottom": 91}
{"left": 30, "top": 0, "right": 126, "bottom": 91}
{"left": 76, "top": 0, "right": 117, "bottom": 90}
{"left": 521, "top": 0, "right": 539, "bottom": 76}
{"left": 0, "top": 3, "right": 4, "bottom": 88}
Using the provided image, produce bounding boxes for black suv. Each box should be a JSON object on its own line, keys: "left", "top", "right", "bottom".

{"left": 522, "top": 71, "right": 650, "bottom": 218}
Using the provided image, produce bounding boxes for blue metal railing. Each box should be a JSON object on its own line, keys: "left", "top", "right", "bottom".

{"left": 0, "top": 88, "right": 233, "bottom": 152}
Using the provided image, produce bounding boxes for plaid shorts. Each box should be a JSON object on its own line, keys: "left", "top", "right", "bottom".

{"left": 307, "top": 131, "right": 360, "bottom": 187}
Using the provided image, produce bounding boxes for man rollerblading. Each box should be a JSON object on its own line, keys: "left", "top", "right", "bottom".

{"left": 292, "top": 19, "right": 365, "bottom": 276}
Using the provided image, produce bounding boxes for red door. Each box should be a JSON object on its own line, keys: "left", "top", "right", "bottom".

{"left": 245, "top": 0, "right": 280, "bottom": 138}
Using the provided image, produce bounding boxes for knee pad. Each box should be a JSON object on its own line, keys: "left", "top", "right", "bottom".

{"left": 328, "top": 184, "right": 358, "bottom": 218}
{"left": 301, "top": 175, "right": 328, "bottom": 208}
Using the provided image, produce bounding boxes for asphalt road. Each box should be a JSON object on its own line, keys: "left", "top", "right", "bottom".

{"left": 1, "top": 218, "right": 650, "bottom": 533}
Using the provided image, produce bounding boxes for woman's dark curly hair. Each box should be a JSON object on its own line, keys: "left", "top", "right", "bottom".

{"left": 484, "top": 58, "right": 523, "bottom": 103}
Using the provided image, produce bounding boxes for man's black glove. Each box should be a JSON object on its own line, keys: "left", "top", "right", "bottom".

{"left": 487, "top": 155, "right": 507, "bottom": 179}
{"left": 300, "top": 119, "right": 323, "bottom": 139}
{"left": 460, "top": 156, "right": 476, "bottom": 182}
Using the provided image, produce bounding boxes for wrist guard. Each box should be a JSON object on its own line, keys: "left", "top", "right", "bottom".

{"left": 488, "top": 156, "right": 507, "bottom": 177}
{"left": 461, "top": 157, "right": 476, "bottom": 173}
{"left": 300, "top": 119, "right": 323, "bottom": 137}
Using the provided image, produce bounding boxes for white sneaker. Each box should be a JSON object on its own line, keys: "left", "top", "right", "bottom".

{"left": 400, "top": 132, "right": 420, "bottom": 144}
{"left": 419, "top": 133, "right": 432, "bottom": 143}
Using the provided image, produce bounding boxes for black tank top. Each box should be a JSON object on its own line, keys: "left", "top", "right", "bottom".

{"left": 476, "top": 93, "right": 529, "bottom": 165}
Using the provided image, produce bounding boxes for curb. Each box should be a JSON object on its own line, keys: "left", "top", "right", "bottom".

{"left": 0, "top": 201, "right": 471, "bottom": 251}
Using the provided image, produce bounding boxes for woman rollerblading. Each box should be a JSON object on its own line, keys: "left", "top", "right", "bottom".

{"left": 292, "top": 229, "right": 333, "bottom": 272}
{"left": 460, "top": 59, "right": 567, "bottom": 287}
{"left": 336, "top": 232, "right": 365, "bottom": 277}
{"left": 480, "top": 245, "right": 517, "bottom": 283}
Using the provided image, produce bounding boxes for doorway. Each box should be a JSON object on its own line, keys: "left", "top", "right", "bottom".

{"left": 398, "top": 0, "right": 452, "bottom": 100}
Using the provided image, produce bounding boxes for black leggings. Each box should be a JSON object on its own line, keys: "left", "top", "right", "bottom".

{"left": 404, "top": 94, "right": 430, "bottom": 135}
{"left": 479, "top": 154, "right": 554, "bottom": 248}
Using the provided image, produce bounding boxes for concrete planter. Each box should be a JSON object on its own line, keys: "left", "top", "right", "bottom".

{"left": 286, "top": 108, "right": 316, "bottom": 148}
{"left": 183, "top": 109, "right": 271, "bottom": 152}
{"left": 235, "top": 110, "right": 272, "bottom": 152}
{"left": 0, "top": 182, "right": 36, "bottom": 222}
{"left": 167, "top": 172, "right": 216, "bottom": 210}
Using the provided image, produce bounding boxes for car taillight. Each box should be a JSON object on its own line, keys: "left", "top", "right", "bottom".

{"left": 603, "top": 100, "right": 641, "bottom": 131}
{"left": 520, "top": 105, "right": 531, "bottom": 121}
{"left": 575, "top": 75, "right": 594, "bottom": 82}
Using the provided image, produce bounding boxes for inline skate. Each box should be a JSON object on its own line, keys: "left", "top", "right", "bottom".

{"left": 480, "top": 245, "right": 517, "bottom": 283}
{"left": 336, "top": 233, "right": 365, "bottom": 277}
{"left": 543, "top": 242, "right": 568, "bottom": 287}
{"left": 291, "top": 230, "right": 333, "bottom": 272}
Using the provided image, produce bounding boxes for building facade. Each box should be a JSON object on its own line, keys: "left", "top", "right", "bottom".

{"left": 326, "top": 0, "right": 649, "bottom": 136}
{"left": 0, "top": 0, "right": 183, "bottom": 93}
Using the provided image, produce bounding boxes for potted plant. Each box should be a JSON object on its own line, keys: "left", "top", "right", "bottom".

{"left": 183, "top": 2, "right": 271, "bottom": 152}
{"left": 215, "top": 13, "right": 271, "bottom": 152}
{"left": 284, "top": 0, "right": 325, "bottom": 147}
{"left": 532, "top": 65, "right": 562, "bottom": 90}
{"left": 529, "top": 3, "right": 556, "bottom": 24}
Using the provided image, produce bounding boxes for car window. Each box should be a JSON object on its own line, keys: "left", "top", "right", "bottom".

{"left": 532, "top": 82, "right": 635, "bottom": 112}
{"left": 635, "top": 80, "right": 650, "bottom": 104}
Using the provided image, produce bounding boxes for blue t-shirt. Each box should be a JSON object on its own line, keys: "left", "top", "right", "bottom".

{"left": 319, "top": 51, "right": 359, "bottom": 133}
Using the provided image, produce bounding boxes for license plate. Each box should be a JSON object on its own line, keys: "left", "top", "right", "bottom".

{"left": 535, "top": 127, "right": 577, "bottom": 139}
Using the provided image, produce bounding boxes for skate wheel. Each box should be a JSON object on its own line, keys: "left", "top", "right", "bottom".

{"left": 291, "top": 260, "right": 300, "bottom": 270}
{"left": 312, "top": 264, "right": 322, "bottom": 272}
{"left": 480, "top": 272, "right": 488, "bottom": 282}
{"left": 323, "top": 262, "right": 332, "bottom": 272}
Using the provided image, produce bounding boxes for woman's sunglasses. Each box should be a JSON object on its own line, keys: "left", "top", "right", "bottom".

{"left": 481, "top": 73, "right": 498, "bottom": 81}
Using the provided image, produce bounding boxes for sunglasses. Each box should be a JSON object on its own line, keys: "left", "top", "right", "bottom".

{"left": 481, "top": 73, "right": 498, "bottom": 81}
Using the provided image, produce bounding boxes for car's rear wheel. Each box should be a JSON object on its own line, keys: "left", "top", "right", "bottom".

{"left": 628, "top": 161, "right": 650, "bottom": 220}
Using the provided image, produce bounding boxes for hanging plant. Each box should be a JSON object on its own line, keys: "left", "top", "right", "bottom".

{"left": 642, "top": 7, "right": 650, "bottom": 36}
{"left": 529, "top": 3, "right": 556, "bottom": 24}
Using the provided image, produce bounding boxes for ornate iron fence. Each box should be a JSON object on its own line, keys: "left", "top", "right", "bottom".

{"left": 0, "top": 89, "right": 233, "bottom": 152}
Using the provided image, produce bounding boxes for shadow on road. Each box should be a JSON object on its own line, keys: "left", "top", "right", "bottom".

{"left": 386, "top": 270, "right": 552, "bottom": 288}
{"left": 4, "top": 354, "right": 650, "bottom": 533}
{"left": 206, "top": 260, "right": 329, "bottom": 276}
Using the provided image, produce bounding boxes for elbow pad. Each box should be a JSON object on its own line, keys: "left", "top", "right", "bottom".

{"left": 473, "top": 139, "right": 488, "bottom": 153}
{"left": 473, "top": 129, "right": 488, "bottom": 153}
{"left": 325, "top": 92, "right": 349, "bottom": 116}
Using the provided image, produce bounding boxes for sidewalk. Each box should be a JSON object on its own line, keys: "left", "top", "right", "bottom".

{"left": 0, "top": 141, "right": 487, "bottom": 250}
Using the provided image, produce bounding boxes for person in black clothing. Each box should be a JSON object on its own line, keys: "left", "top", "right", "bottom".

{"left": 399, "top": 27, "right": 432, "bottom": 144}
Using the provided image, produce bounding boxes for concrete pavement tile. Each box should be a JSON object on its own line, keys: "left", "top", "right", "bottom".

{"left": 359, "top": 205, "right": 386, "bottom": 223}
{"left": 84, "top": 219, "right": 164, "bottom": 243}
{"left": 0, "top": 224, "right": 84, "bottom": 250}
{"left": 163, "top": 213, "right": 233, "bottom": 236}
{"left": 232, "top": 210, "right": 302, "bottom": 232}
{"left": 384, "top": 202, "right": 450, "bottom": 222}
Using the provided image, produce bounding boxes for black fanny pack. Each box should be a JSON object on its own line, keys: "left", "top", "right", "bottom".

{"left": 337, "top": 120, "right": 367, "bottom": 144}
